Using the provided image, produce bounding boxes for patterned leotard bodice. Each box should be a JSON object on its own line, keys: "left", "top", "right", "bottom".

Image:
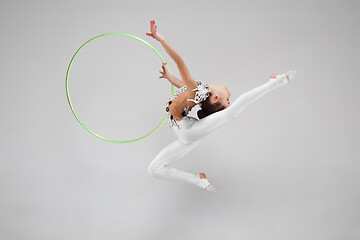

{"left": 165, "top": 79, "right": 211, "bottom": 129}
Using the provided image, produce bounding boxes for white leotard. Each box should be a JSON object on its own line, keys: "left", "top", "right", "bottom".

{"left": 149, "top": 74, "right": 291, "bottom": 190}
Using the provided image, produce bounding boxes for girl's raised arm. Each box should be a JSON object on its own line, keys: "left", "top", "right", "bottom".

{"left": 146, "top": 20, "right": 198, "bottom": 90}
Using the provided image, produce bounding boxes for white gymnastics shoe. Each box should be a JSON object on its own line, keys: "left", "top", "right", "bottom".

{"left": 196, "top": 173, "right": 218, "bottom": 192}
{"left": 270, "top": 70, "right": 296, "bottom": 87}
{"left": 205, "top": 184, "right": 218, "bottom": 192}
{"left": 285, "top": 70, "right": 296, "bottom": 82}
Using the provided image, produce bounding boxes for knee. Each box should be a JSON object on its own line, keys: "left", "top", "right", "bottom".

{"left": 147, "top": 164, "right": 156, "bottom": 177}
{"left": 147, "top": 163, "right": 162, "bottom": 177}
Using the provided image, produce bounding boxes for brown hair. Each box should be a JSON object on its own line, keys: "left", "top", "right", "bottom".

{"left": 197, "top": 93, "right": 226, "bottom": 119}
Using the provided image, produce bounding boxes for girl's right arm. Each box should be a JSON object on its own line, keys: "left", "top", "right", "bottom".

{"left": 146, "top": 20, "right": 198, "bottom": 90}
{"left": 159, "top": 62, "right": 185, "bottom": 88}
{"left": 166, "top": 74, "right": 186, "bottom": 89}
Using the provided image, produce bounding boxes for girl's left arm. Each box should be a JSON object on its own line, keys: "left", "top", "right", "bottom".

{"left": 147, "top": 20, "right": 198, "bottom": 90}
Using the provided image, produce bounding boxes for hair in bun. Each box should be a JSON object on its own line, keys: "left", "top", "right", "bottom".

{"left": 196, "top": 93, "right": 226, "bottom": 119}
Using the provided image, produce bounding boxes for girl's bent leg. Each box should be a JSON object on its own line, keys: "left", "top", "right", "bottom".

{"left": 148, "top": 139, "right": 214, "bottom": 190}
{"left": 182, "top": 74, "right": 290, "bottom": 142}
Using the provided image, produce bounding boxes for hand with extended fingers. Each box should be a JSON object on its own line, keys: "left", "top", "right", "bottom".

{"left": 159, "top": 62, "right": 170, "bottom": 79}
{"left": 146, "top": 19, "right": 164, "bottom": 41}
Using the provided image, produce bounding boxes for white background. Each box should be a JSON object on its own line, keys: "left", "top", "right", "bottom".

{"left": 0, "top": 0, "right": 359, "bottom": 239}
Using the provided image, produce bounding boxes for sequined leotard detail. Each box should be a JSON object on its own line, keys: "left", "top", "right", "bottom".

{"left": 165, "top": 79, "right": 211, "bottom": 129}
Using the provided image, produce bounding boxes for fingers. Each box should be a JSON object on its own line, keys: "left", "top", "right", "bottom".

{"left": 159, "top": 62, "right": 167, "bottom": 74}
{"left": 162, "top": 63, "right": 167, "bottom": 71}
{"left": 159, "top": 70, "right": 165, "bottom": 78}
{"left": 150, "top": 19, "right": 157, "bottom": 32}
{"left": 159, "top": 62, "right": 167, "bottom": 78}
{"left": 148, "top": 20, "right": 155, "bottom": 36}
{"left": 161, "top": 62, "right": 167, "bottom": 69}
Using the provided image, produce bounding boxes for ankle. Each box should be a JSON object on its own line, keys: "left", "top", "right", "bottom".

{"left": 269, "top": 74, "right": 288, "bottom": 87}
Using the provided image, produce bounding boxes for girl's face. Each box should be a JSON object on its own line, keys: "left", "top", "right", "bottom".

{"left": 208, "top": 84, "right": 231, "bottom": 108}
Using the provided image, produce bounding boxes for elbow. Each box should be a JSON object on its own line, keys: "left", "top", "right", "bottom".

{"left": 175, "top": 57, "right": 184, "bottom": 66}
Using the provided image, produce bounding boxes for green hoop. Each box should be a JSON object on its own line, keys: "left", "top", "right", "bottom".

{"left": 65, "top": 33, "right": 174, "bottom": 143}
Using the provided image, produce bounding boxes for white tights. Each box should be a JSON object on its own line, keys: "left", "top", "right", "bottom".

{"left": 148, "top": 73, "right": 290, "bottom": 190}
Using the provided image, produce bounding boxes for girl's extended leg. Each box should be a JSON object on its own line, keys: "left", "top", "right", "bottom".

{"left": 181, "top": 73, "right": 294, "bottom": 143}
{"left": 148, "top": 139, "right": 217, "bottom": 191}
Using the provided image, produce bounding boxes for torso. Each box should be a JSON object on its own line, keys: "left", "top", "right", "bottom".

{"left": 168, "top": 89, "right": 197, "bottom": 121}
{"left": 166, "top": 79, "right": 211, "bottom": 128}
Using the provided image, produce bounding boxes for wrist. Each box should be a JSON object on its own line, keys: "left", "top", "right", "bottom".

{"left": 166, "top": 73, "right": 174, "bottom": 81}
{"left": 157, "top": 34, "right": 165, "bottom": 42}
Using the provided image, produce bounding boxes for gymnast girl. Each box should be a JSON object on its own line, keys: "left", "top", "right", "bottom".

{"left": 146, "top": 20, "right": 296, "bottom": 192}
